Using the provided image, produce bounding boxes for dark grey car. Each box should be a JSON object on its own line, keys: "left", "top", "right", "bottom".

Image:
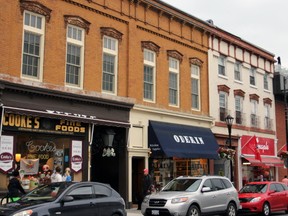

{"left": 0, "top": 181, "right": 126, "bottom": 216}
{"left": 141, "top": 175, "right": 240, "bottom": 216}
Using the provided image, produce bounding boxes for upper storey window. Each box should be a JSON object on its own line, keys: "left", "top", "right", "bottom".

{"left": 66, "top": 25, "right": 84, "bottom": 88}
{"left": 143, "top": 49, "right": 156, "bottom": 102}
{"left": 22, "top": 11, "right": 45, "bottom": 80}
{"left": 250, "top": 67, "right": 256, "bottom": 86}
{"left": 102, "top": 36, "right": 118, "bottom": 94}
{"left": 191, "top": 64, "right": 200, "bottom": 110}
{"left": 64, "top": 15, "right": 90, "bottom": 88}
{"left": 169, "top": 57, "right": 179, "bottom": 106}
{"left": 264, "top": 72, "right": 269, "bottom": 90}
{"left": 218, "top": 55, "right": 226, "bottom": 76}
{"left": 234, "top": 61, "right": 242, "bottom": 81}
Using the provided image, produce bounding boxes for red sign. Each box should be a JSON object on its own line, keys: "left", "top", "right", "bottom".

{"left": 241, "top": 135, "right": 275, "bottom": 156}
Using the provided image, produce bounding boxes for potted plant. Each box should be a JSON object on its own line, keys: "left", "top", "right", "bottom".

{"left": 218, "top": 146, "right": 236, "bottom": 160}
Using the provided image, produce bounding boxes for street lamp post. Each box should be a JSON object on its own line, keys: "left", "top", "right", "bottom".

{"left": 225, "top": 115, "right": 234, "bottom": 182}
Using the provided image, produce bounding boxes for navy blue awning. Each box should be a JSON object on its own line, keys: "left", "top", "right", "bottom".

{"left": 148, "top": 121, "right": 219, "bottom": 159}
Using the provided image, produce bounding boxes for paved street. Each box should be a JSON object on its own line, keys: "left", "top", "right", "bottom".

{"left": 127, "top": 208, "right": 142, "bottom": 216}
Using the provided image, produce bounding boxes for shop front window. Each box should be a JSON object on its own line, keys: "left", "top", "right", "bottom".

{"left": 151, "top": 158, "right": 208, "bottom": 190}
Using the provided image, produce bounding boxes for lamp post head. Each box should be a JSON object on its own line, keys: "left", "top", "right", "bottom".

{"left": 225, "top": 115, "right": 234, "bottom": 128}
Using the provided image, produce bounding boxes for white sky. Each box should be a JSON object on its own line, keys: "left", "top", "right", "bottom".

{"left": 160, "top": 0, "right": 288, "bottom": 68}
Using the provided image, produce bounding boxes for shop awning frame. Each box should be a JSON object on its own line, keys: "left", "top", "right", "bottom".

{"left": 1, "top": 105, "right": 131, "bottom": 128}
{"left": 148, "top": 121, "right": 219, "bottom": 159}
{"left": 241, "top": 155, "right": 284, "bottom": 167}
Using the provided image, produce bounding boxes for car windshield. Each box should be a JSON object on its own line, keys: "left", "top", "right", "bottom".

{"left": 162, "top": 179, "right": 201, "bottom": 192}
{"left": 21, "top": 182, "right": 73, "bottom": 202}
{"left": 239, "top": 184, "right": 267, "bottom": 193}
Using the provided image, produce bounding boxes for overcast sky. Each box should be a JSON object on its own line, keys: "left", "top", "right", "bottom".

{"left": 161, "top": 0, "right": 288, "bottom": 68}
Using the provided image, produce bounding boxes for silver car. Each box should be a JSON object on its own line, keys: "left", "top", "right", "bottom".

{"left": 141, "top": 175, "right": 240, "bottom": 216}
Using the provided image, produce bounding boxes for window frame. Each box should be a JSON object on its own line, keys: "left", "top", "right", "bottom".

{"left": 218, "top": 55, "right": 226, "bottom": 76}
{"left": 234, "top": 61, "right": 242, "bottom": 81}
{"left": 168, "top": 57, "right": 179, "bottom": 107}
{"left": 250, "top": 99, "right": 258, "bottom": 127}
{"left": 235, "top": 96, "right": 243, "bottom": 125}
{"left": 143, "top": 49, "right": 156, "bottom": 102}
{"left": 191, "top": 64, "right": 200, "bottom": 110}
{"left": 250, "top": 67, "right": 256, "bottom": 86}
{"left": 65, "top": 24, "right": 85, "bottom": 88}
{"left": 219, "top": 91, "right": 228, "bottom": 121}
{"left": 264, "top": 72, "right": 269, "bottom": 90}
{"left": 21, "top": 11, "right": 45, "bottom": 81}
{"left": 102, "top": 35, "right": 118, "bottom": 94}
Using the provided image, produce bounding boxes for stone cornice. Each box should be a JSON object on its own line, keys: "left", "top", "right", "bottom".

{"left": 100, "top": 27, "right": 123, "bottom": 41}
{"left": 189, "top": 58, "right": 203, "bottom": 67}
{"left": 167, "top": 50, "right": 183, "bottom": 63}
{"left": 141, "top": 41, "right": 160, "bottom": 56}
{"left": 19, "top": 0, "right": 52, "bottom": 22}
{"left": 64, "top": 15, "right": 91, "bottom": 34}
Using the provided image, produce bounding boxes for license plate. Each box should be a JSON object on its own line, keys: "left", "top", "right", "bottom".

{"left": 151, "top": 210, "right": 159, "bottom": 215}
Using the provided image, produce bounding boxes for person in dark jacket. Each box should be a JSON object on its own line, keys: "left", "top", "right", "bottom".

{"left": 137, "top": 168, "right": 152, "bottom": 210}
{"left": 8, "top": 170, "right": 26, "bottom": 201}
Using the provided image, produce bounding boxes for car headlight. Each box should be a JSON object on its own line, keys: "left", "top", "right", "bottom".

{"left": 13, "top": 210, "right": 33, "bottom": 216}
{"left": 171, "top": 197, "right": 188, "bottom": 204}
{"left": 250, "top": 197, "right": 261, "bottom": 202}
{"left": 142, "top": 196, "right": 149, "bottom": 203}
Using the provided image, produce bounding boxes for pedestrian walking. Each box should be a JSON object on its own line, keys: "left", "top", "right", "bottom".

{"left": 137, "top": 168, "right": 152, "bottom": 210}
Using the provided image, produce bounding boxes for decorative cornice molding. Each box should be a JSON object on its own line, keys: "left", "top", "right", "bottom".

{"left": 141, "top": 41, "right": 160, "bottom": 56}
{"left": 64, "top": 15, "right": 91, "bottom": 34}
{"left": 249, "top": 93, "right": 259, "bottom": 102}
{"left": 263, "top": 97, "right": 272, "bottom": 105}
{"left": 234, "top": 89, "right": 245, "bottom": 97}
{"left": 189, "top": 57, "right": 203, "bottom": 67}
{"left": 19, "top": 0, "right": 52, "bottom": 22}
{"left": 167, "top": 50, "right": 183, "bottom": 63}
{"left": 100, "top": 27, "right": 123, "bottom": 41}
{"left": 217, "top": 84, "right": 230, "bottom": 94}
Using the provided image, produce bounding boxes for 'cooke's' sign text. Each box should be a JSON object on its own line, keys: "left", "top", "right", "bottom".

{"left": 2, "top": 113, "right": 87, "bottom": 135}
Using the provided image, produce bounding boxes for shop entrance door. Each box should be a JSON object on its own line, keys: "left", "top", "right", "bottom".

{"left": 132, "top": 157, "right": 144, "bottom": 206}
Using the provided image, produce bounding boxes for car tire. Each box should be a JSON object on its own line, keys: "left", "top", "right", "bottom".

{"left": 187, "top": 205, "right": 201, "bottom": 216}
{"left": 262, "top": 202, "right": 270, "bottom": 216}
{"left": 224, "top": 202, "right": 237, "bottom": 216}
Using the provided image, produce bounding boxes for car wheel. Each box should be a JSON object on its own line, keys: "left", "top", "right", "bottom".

{"left": 262, "top": 202, "right": 270, "bottom": 216}
{"left": 224, "top": 203, "right": 237, "bottom": 216}
{"left": 187, "top": 205, "right": 201, "bottom": 216}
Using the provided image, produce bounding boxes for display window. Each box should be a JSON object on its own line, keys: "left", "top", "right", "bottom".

{"left": 151, "top": 158, "right": 208, "bottom": 190}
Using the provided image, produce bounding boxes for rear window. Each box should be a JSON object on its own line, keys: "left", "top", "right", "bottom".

{"left": 222, "top": 179, "right": 233, "bottom": 188}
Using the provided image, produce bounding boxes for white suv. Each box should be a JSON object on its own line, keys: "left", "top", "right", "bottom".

{"left": 141, "top": 175, "right": 240, "bottom": 216}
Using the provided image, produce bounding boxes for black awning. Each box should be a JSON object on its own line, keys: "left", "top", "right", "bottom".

{"left": 148, "top": 121, "right": 219, "bottom": 159}
{"left": 2, "top": 106, "right": 130, "bottom": 128}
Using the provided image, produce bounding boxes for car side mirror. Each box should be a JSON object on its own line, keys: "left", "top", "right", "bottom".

{"left": 268, "top": 190, "right": 276, "bottom": 195}
{"left": 202, "top": 186, "right": 212, "bottom": 193}
{"left": 62, "top": 195, "right": 74, "bottom": 202}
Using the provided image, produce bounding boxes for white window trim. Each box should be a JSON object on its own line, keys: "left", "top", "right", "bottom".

{"left": 143, "top": 49, "right": 156, "bottom": 102}
{"left": 191, "top": 64, "right": 201, "bottom": 111}
{"left": 65, "top": 24, "right": 85, "bottom": 89}
{"left": 21, "top": 11, "right": 45, "bottom": 82}
{"left": 102, "top": 35, "right": 118, "bottom": 95}
{"left": 169, "top": 57, "right": 179, "bottom": 107}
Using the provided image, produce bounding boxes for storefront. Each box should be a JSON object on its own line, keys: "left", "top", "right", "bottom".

{"left": 148, "top": 121, "right": 219, "bottom": 189}
{"left": 240, "top": 135, "right": 283, "bottom": 187}
{"left": 0, "top": 81, "right": 133, "bottom": 201}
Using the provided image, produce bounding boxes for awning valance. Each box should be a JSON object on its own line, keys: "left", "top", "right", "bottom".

{"left": 242, "top": 155, "right": 284, "bottom": 167}
{"left": 148, "top": 121, "right": 219, "bottom": 159}
{"left": 2, "top": 106, "right": 130, "bottom": 128}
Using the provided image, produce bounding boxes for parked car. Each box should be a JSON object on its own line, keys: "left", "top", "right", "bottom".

{"left": 141, "top": 175, "right": 240, "bottom": 216}
{"left": 238, "top": 181, "right": 288, "bottom": 216}
{"left": 0, "top": 181, "right": 127, "bottom": 216}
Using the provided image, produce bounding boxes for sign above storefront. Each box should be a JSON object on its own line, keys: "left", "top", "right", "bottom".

{"left": 2, "top": 112, "right": 88, "bottom": 136}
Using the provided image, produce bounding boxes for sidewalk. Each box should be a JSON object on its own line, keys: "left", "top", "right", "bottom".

{"left": 126, "top": 208, "right": 142, "bottom": 216}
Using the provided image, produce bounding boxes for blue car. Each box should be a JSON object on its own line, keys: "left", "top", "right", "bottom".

{"left": 0, "top": 181, "right": 127, "bottom": 216}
